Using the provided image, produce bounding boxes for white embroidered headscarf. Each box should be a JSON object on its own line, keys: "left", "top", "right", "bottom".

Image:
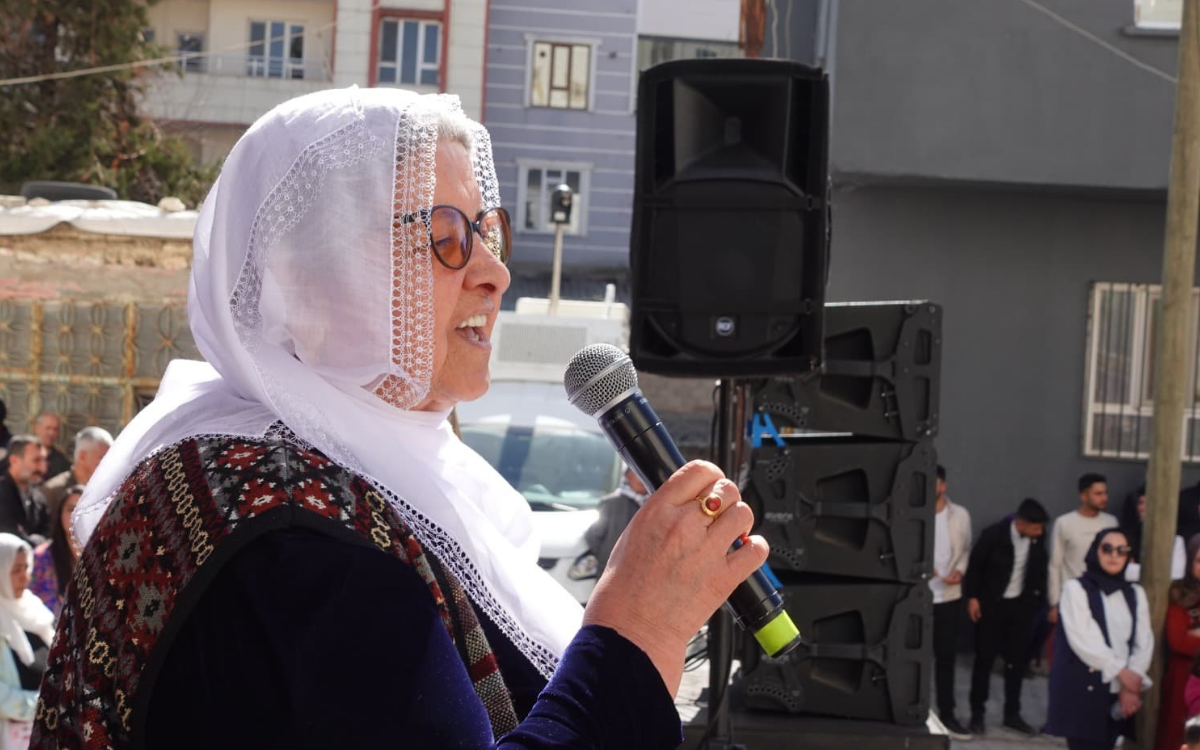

{"left": 0, "top": 534, "right": 56, "bottom": 667}
{"left": 73, "top": 87, "right": 582, "bottom": 677}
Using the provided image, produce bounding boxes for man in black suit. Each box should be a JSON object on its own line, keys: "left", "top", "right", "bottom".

{"left": 962, "top": 498, "right": 1049, "bottom": 737}
{"left": 0, "top": 434, "right": 51, "bottom": 543}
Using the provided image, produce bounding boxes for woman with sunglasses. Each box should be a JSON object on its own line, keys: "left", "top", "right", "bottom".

{"left": 1045, "top": 529, "right": 1153, "bottom": 750}
{"left": 30, "top": 89, "right": 768, "bottom": 749}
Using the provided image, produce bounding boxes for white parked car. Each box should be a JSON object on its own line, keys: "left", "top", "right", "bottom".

{"left": 456, "top": 406, "right": 620, "bottom": 604}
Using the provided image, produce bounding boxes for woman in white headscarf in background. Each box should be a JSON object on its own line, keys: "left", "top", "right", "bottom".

{"left": 31, "top": 88, "right": 768, "bottom": 750}
{"left": 0, "top": 534, "right": 54, "bottom": 750}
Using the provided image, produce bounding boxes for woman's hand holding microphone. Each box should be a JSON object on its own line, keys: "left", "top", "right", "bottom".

{"left": 581, "top": 461, "right": 770, "bottom": 697}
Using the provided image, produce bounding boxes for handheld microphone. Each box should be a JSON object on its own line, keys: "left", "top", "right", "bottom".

{"left": 564, "top": 343, "right": 801, "bottom": 658}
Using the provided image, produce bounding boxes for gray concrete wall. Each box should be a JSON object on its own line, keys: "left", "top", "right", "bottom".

{"left": 830, "top": 0, "right": 1179, "bottom": 190}
{"left": 826, "top": 183, "right": 1200, "bottom": 531}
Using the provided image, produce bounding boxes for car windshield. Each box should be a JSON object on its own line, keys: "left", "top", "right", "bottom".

{"left": 460, "top": 423, "right": 620, "bottom": 510}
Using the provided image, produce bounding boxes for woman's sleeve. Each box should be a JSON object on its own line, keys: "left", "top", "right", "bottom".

{"left": 1129, "top": 584, "right": 1154, "bottom": 687}
{"left": 1174, "top": 536, "right": 1187, "bottom": 580}
{"left": 1165, "top": 603, "right": 1200, "bottom": 658}
{"left": 1059, "top": 579, "right": 1126, "bottom": 683}
{"left": 500, "top": 625, "right": 682, "bottom": 749}
{"left": 0, "top": 680, "right": 37, "bottom": 722}
{"left": 1188, "top": 673, "right": 1200, "bottom": 717}
{"left": 27, "top": 547, "right": 58, "bottom": 615}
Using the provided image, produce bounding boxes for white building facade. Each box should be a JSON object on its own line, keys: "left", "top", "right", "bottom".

{"left": 482, "top": 0, "right": 742, "bottom": 271}
{"left": 142, "top": 0, "right": 488, "bottom": 164}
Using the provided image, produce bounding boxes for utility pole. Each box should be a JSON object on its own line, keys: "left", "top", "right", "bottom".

{"left": 548, "top": 183, "right": 573, "bottom": 315}
{"left": 1139, "top": 1, "right": 1200, "bottom": 744}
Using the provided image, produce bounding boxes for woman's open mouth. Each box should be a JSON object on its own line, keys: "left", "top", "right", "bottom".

{"left": 456, "top": 314, "right": 490, "bottom": 345}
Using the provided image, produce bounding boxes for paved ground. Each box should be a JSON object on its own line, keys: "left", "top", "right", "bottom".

{"left": 939, "top": 655, "right": 1065, "bottom": 750}
{"left": 676, "top": 649, "right": 1065, "bottom": 749}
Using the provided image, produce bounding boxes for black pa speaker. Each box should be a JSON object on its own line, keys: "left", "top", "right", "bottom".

{"left": 742, "top": 437, "right": 936, "bottom": 581}
{"left": 630, "top": 59, "right": 831, "bottom": 377}
{"left": 737, "top": 581, "right": 932, "bottom": 726}
{"left": 754, "top": 302, "right": 942, "bottom": 441}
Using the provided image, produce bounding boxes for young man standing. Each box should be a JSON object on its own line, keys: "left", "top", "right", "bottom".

{"left": 963, "top": 498, "right": 1050, "bottom": 736}
{"left": 930, "top": 465, "right": 973, "bottom": 739}
{"left": 1048, "top": 473, "right": 1118, "bottom": 624}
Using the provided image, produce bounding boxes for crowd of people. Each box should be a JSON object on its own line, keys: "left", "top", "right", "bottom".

{"left": 0, "top": 407, "right": 110, "bottom": 746}
{"left": 933, "top": 466, "right": 1200, "bottom": 750}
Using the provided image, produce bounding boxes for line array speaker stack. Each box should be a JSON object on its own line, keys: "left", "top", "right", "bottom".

{"left": 736, "top": 302, "right": 943, "bottom": 727}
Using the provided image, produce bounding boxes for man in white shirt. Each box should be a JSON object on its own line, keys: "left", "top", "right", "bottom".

{"left": 929, "top": 465, "right": 973, "bottom": 739}
{"left": 963, "top": 498, "right": 1049, "bottom": 736}
{"left": 1048, "top": 473, "right": 1118, "bottom": 624}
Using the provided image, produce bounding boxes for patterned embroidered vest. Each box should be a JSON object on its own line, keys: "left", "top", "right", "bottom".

{"left": 31, "top": 432, "right": 518, "bottom": 749}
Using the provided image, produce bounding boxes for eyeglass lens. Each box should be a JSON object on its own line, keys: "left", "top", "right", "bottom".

{"left": 429, "top": 206, "right": 511, "bottom": 268}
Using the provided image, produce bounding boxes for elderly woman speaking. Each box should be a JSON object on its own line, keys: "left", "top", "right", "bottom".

{"left": 30, "top": 89, "right": 767, "bottom": 749}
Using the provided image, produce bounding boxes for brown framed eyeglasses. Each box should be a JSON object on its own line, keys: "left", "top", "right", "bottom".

{"left": 399, "top": 205, "right": 512, "bottom": 269}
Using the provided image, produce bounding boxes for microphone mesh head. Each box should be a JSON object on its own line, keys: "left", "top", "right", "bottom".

{"left": 564, "top": 344, "right": 639, "bottom": 416}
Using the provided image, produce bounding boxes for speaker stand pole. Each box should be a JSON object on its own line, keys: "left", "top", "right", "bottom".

{"left": 705, "top": 378, "right": 741, "bottom": 750}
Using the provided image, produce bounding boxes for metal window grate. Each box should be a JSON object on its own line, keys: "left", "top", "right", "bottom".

{"left": 1083, "top": 282, "right": 1200, "bottom": 461}
{"left": 0, "top": 299, "right": 199, "bottom": 441}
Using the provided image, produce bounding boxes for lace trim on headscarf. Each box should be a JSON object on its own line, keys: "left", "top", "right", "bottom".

{"left": 376, "top": 99, "right": 437, "bottom": 409}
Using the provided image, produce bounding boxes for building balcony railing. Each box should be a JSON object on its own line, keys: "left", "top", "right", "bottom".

{"left": 176, "top": 54, "right": 331, "bottom": 83}
{"left": 143, "top": 54, "right": 336, "bottom": 127}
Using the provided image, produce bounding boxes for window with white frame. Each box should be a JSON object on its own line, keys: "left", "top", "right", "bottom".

{"left": 378, "top": 18, "right": 441, "bottom": 87}
{"left": 529, "top": 41, "right": 591, "bottom": 110}
{"left": 1135, "top": 0, "right": 1182, "bottom": 29}
{"left": 248, "top": 21, "right": 306, "bottom": 79}
{"left": 1083, "top": 282, "right": 1200, "bottom": 460}
{"left": 636, "top": 36, "right": 743, "bottom": 71}
{"left": 518, "top": 164, "right": 587, "bottom": 235}
{"left": 176, "top": 32, "right": 204, "bottom": 73}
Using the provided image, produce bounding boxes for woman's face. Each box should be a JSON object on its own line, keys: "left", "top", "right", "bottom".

{"left": 1097, "top": 532, "right": 1131, "bottom": 576}
{"left": 415, "top": 139, "right": 511, "bottom": 412}
{"left": 10, "top": 553, "right": 29, "bottom": 599}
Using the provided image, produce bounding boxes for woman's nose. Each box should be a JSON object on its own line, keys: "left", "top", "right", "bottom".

{"left": 468, "top": 230, "right": 510, "bottom": 294}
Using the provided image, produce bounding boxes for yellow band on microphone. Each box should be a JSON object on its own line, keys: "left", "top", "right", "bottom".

{"left": 753, "top": 610, "right": 802, "bottom": 657}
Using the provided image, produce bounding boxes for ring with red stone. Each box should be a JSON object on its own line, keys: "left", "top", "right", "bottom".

{"left": 697, "top": 492, "right": 723, "bottom": 518}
